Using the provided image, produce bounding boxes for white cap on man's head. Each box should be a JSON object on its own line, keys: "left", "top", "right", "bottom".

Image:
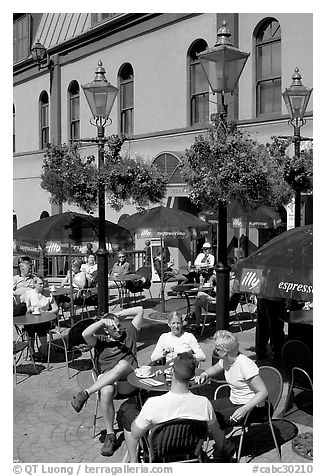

{"left": 203, "top": 242, "right": 211, "bottom": 249}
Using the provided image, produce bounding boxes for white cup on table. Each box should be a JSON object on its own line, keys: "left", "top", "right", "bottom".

{"left": 138, "top": 365, "right": 151, "bottom": 376}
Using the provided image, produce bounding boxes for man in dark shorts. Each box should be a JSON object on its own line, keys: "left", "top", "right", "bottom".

{"left": 71, "top": 306, "right": 144, "bottom": 457}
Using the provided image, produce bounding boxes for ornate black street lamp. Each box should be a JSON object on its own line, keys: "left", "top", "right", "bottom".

{"left": 198, "top": 20, "right": 250, "bottom": 330}
{"left": 282, "top": 67, "right": 312, "bottom": 228}
{"left": 82, "top": 61, "right": 119, "bottom": 316}
{"left": 30, "top": 40, "right": 53, "bottom": 70}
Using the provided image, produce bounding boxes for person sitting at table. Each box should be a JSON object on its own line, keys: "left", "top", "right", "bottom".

{"left": 190, "top": 273, "right": 217, "bottom": 333}
{"left": 153, "top": 249, "right": 187, "bottom": 284}
{"left": 20, "top": 276, "right": 58, "bottom": 362}
{"left": 71, "top": 306, "right": 145, "bottom": 458}
{"left": 198, "top": 330, "right": 268, "bottom": 441}
{"left": 62, "top": 259, "right": 87, "bottom": 290}
{"left": 150, "top": 311, "right": 206, "bottom": 364}
{"left": 108, "top": 252, "right": 131, "bottom": 288}
{"left": 60, "top": 259, "right": 87, "bottom": 309}
{"left": 119, "top": 352, "right": 235, "bottom": 463}
{"left": 81, "top": 254, "right": 97, "bottom": 286}
{"left": 13, "top": 261, "right": 35, "bottom": 302}
{"left": 194, "top": 242, "right": 215, "bottom": 268}
{"left": 184, "top": 242, "right": 215, "bottom": 284}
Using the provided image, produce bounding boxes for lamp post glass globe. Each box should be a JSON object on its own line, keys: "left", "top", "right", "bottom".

{"left": 82, "top": 61, "right": 118, "bottom": 119}
{"left": 198, "top": 20, "right": 250, "bottom": 95}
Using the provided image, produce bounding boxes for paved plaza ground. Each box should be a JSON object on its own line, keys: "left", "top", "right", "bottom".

{"left": 13, "top": 286, "right": 313, "bottom": 466}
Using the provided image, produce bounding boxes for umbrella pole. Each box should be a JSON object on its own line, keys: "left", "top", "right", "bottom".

{"left": 160, "top": 237, "right": 165, "bottom": 312}
{"left": 68, "top": 243, "right": 75, "bottom": 325}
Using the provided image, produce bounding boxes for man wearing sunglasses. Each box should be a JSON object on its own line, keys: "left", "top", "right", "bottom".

{"left": 71, "top": 306, "right": 144, "bottom": 457}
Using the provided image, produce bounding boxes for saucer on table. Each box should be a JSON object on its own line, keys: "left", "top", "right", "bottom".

{"left": 135, "top": 371, "right": 155, "bottom": 378}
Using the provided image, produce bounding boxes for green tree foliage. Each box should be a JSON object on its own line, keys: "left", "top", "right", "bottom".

{"left": 266, "top": 136, "right": 313, "bottom": 192}
{"left": 41, "top": 136, "right": 167, "bottom": 213}
{"left": 180, "top": 123, "right": 293, "bottom": 213}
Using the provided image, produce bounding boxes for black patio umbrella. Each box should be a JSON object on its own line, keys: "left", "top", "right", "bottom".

{"left": 14, "top": 211, "right": 133, "bottom": 316}
{"left": 119, "top": 206, "right": 209, "bottom": 238}
{"left": 236, "top": 225, "right": 313, "bottom": 302}
{"left": 14, "top": 211, "right": 133, "bottom": 248}
{"left": 119, "top": 206, "right": 209, "bottom": 311}
{"left": 206, "top": 200, "right": 283, "bottom": 229}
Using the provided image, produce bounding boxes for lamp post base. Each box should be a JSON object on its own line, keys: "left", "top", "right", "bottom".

{"left": 96, "top": 247, "right": 109, "bottom": 317}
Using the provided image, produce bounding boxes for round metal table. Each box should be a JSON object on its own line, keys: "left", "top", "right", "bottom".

{"left": 13, "top": 311, "right": 57, "bottom": 326}
{"left": 127, "top": 364, "right": 205, "bottom": 393}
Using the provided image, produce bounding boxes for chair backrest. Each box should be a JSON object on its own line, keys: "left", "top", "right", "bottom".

{"left": 147, "top": 418, "right": 207, "bottom": 462}
{"left": 282, "top": 339, "right": 312, "bottom": 375}
{"left": 137, "top": 266, "right": 152, "bottom": 280}
{"left": 281, "top": 339, "right": 313, "bottom": 387}
{"left": 229, "top": 293, "right": 241, "bottom": 312}
{"left": 259, "top": 365, "right": 283, "bottom": 416}
{"left": 67, "top": 318, "right": 95, "bottom": 350}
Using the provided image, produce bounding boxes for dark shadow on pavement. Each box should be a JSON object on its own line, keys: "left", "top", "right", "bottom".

{"left": 232, "top": 419, "right": 299, "bottom": 461}
{"left": 15, "top": 362, "right": 45, "bottom": 375}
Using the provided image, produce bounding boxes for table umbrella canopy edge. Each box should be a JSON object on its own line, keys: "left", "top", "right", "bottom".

{"left": 236, "top": 225, "right": 313, "bottom": 301}
{"left": 13, "top": 211, "right": 133, "bottom": 249}
{"left": 119, "top": 206, "right": 210, "bottom": 239}
{"left": 205, "top": 200, "right": 283, "bottom": 229}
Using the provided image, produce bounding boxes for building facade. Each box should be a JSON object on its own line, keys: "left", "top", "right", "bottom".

{"left": 13, "top": 13, "right": 313, "bottom": 264}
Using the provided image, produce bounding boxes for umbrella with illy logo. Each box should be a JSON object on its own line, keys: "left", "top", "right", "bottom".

{"left": 236, "top": 225, "right": 313, "bottom": 302}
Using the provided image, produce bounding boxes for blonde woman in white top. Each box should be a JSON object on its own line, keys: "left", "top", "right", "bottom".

{"left": 199, "top": 330, "right": 267, "bottom": 427}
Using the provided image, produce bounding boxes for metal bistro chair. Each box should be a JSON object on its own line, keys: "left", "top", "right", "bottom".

{"left": 213, "top": 365, "right": 284, "bottom": 462}
{"left": 138, "top": 418, "right": 209, "bottom": 463}
{"left": 281, "top": 340, "right": 313, "bottom": 418}
{"left": 13, "top": 331, "right": 38, "bottom": 384}
{"left": 125, "top": 267, "right": 154, "bottom": 304}
{"left": 201, "top": 293, "right": 245, "bottom": 336}
{"left": 47, "top": 317, "right": 95, "bottom": 379}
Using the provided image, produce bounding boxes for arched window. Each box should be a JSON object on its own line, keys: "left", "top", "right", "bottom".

{"left": 39, "top": 91, "right": 49, "bottom": 149}
{"left": 152, "top": 152, "right": 183, "bottom": 184}
{"left": 255, "top": 18, "right": 281, "bottom": 116}
{"left": 40, "top": 211, "right": 50, "bottom": 219}
{"left": 188, "top": 39, "right": 209, "bottom": 125}
{"left": 119, "top": 63, "right": 134, "bottom": 135}
{"left": 13, "top": 104, "right": 16, "bottom": 152}
{"left": 68, "top": 81, "right": 80, "bottom": 141}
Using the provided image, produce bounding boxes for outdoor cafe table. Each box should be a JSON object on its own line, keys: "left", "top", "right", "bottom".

{"left": 13, "top": 311, "right": 57, "bottom": 359}
{"left": 13, "top": 311, "right": 57, "bottom": 327}
{"left": 110, "top": 273, "right": 142, "bottom": 306}
{"left": 183, "top": 265, "right": 215, "bottom": 284}
{"left": 44, "top": 286, "right": 74, "bottom": 324}
{"left": 171, "top": 284, "right": 213, "bottom": 319}
{"left": 127, "top": 364, "right": 206, "bottom": 394}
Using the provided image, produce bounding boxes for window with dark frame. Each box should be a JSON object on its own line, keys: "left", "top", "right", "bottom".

{"left": 39, "top": 91, "right": 49, "bottom": 149}
{"left": 13, "top": 14, "right": 31, "bottom": 64}
{"left": 189, "top": 40, "right": 209, "bottom": 125}
{"left": 152, "top": 153, "right": 183, "bottom": 184}
{"left": 119, "top": 63, "right": 134, "bottom": 136}
{"left": 68, "top": 81, "right": 80, "bottom": 141}
{"left": 256, "top": 19, "right": 281, "bottom": 116}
